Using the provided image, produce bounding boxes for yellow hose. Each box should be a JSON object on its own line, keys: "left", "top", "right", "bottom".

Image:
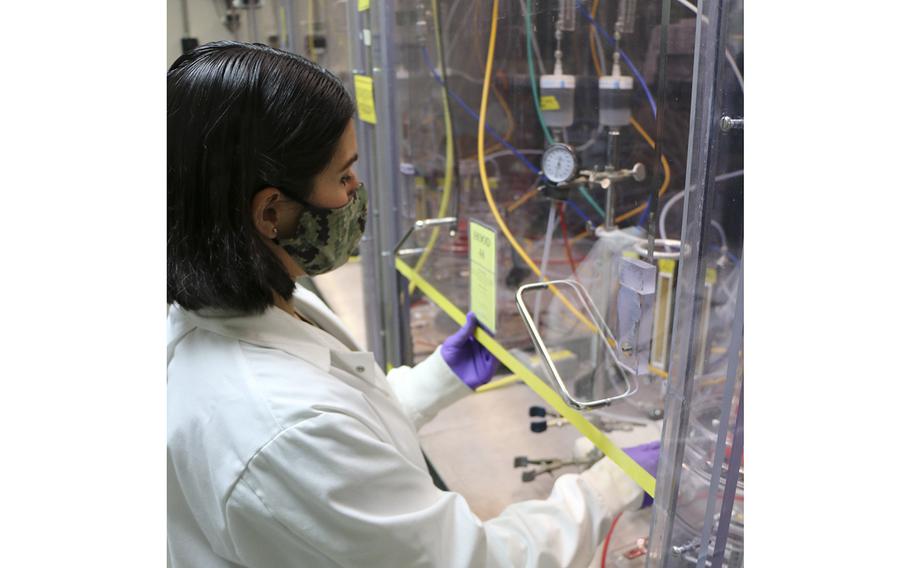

{"left": 408, "top": 0, "right": 456, "bottom": 295}
{"left": 589, "top": 0, "right": 604, "bottom": 76}
{"left": 506, "top": 187, "right": 539, "bottom": 214}
{"left": 478, "top": 0, "right": 597, "bottom": 334}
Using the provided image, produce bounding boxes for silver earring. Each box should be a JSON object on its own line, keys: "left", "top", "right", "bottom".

{"left": 272, "top": 227, "right": 279, "bottom": 235}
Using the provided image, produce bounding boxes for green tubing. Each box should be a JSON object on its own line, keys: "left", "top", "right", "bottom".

{"left": 578, "top": 185, "right": 606, "bottom": 218}
{"left": 526, "top": 0, "right": 555, "bottom": 146}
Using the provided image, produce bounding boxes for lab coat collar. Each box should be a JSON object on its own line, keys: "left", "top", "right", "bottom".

{"left": 289, "top": 285, "right": 363, "bottom": 352}
{"left": 168, "top": 287, "right": 340, "bottom": 372}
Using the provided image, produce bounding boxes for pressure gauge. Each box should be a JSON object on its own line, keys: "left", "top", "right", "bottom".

{"left": 541, "top": 143, "right": 578, "bottom": 185}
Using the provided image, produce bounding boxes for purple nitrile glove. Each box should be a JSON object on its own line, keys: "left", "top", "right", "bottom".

{"left": 624, "top": 440, "right": 661, "bottom": 508}
{"left": 440, "top": 312, "right": 499, "bottom": 390}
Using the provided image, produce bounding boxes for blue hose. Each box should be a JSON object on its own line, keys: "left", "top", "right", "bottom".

{"left": 420, "top": 47, "right": 539, "bottom": 174}
{"left": 420, "top": 46, "right": 602, "bottom": 224}
{"left": 565, "top": 199, "right": 594, "bottom": 225}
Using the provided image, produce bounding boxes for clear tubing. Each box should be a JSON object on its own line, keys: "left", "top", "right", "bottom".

{"left": 533, "top": 201, "right": 559, "bottom": 326}
{"left": 659, "top": 190, "right": 729, "bottom": 256}
{"left": 672, "top": 0, "right": 744, "bottom": 92}
{"left": 659, "top": 189, "right": 686, "bottom": 242}
{"left": 576, "top": 124, "right": 605, "bottom": 152}
{"left": 484, "top": 148, "right": 544, "bottom": 161}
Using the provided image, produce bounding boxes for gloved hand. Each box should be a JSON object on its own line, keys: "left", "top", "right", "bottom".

{"left": 440, "top": 312, "right": 499, "bottom": 389}
{"left": 623, "top": 440, "right": 661, "bottom": 508}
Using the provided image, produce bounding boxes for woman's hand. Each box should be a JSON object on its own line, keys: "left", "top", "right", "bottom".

{"left": 440, "top": 312, "right": 499, "bottom": 389}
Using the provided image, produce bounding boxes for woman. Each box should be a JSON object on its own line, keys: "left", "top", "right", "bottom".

{"left": 167, "top": 41, "right": 659, "bottom": 568}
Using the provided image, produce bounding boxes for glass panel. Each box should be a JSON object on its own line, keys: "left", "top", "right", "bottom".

{"left": 646, "top": 0, "right": 744, "bottom": 565}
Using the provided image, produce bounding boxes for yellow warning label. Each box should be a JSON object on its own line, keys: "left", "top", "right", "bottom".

{"left": 353, "top": 74, "right": 377, "bottom": 124}
{"left": 706, "top": 268, "right": 718, "bottom": 285}
{"left": 540, "top": 95, "right": 560, "bottom": 111}
{"left": 358, "top": 0, "right": 370, "bottom": 11}
{"left": 658, "top": 258, "right": 677, "bottom": 274}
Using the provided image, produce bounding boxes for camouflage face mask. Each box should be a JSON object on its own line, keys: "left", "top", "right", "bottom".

{"left": 279, "top": 183, "right": 367, "bottom": 276}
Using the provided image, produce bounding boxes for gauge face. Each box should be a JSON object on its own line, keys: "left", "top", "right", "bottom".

{"left": 541, "top": 143, "right": 578, "bottom": 184}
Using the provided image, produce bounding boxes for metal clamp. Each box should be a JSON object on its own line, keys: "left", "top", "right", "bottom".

{"left": 515, "top": 279, "right": 638, "bottom": 410}
{"left": 390, "top": 216, "right": 458, "bottom": 257}
{"left": 579, "top": 162, "right": 647, "bottom": 188}
{"left": 633, "top": 238, "right": 681, "bottom": 259}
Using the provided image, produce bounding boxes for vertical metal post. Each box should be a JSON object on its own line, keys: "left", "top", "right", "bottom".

{"left": 373, "top": 0, "right": 412, "bottom": 368}
{"left": 345, "top": 1, "right": 384, "bottom": 360}
{"left": 345, "top": 0, "right": 412, "bottom": 368}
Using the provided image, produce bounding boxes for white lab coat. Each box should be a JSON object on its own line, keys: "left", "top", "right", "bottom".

{"left": 167, "top": 284, "right": 642, "bottom": 568}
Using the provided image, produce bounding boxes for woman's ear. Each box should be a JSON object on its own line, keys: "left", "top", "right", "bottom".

{"left": 251, "top": 187, "right": 282, "bottom": 240}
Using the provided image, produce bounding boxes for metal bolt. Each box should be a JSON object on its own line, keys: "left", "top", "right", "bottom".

{"left": 720, "top": 115, "right": 744, "bottom": 132}
{"left": 620, "top": 342, "right": 633, "bottom": 355}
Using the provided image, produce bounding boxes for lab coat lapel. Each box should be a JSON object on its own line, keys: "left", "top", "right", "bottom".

{"left": 291, "top": 285, "right": 389, "bottom": 392}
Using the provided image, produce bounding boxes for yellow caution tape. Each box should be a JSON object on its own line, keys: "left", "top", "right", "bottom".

{"left": 476, "top": 374, "right": 522, "bottom": 392}
{"left": 395, "top": 257, "right": 656, "bottom": 496}
{"left": 477, "top": 349, "right": 574, "bottom": 393}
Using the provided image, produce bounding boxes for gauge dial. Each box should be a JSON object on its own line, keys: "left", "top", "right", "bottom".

{"left": 541, "top": 143, "right": 578, "bottom": 185}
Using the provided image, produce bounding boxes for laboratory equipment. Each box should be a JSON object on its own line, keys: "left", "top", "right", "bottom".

{"left": 599, "top": 74, "right": 635, "bottom": 127}
{"left": 171, "top": 1, "right": 745, "bottom": 565}
{"left": 541, "top": 143, "right": 580, "bottom": 185}
{"left": 515, "top": 278, "right": 638, "bottom": 409}
{"left": 347, "top": 7, "right": 742, "bottom": 561}
{"left": 539, "top": 73, "right": 578, "bottom": 128}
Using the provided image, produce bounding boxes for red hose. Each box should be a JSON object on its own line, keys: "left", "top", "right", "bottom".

{"left": 600, "top": 512, "right": 622, "bottom": 568}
